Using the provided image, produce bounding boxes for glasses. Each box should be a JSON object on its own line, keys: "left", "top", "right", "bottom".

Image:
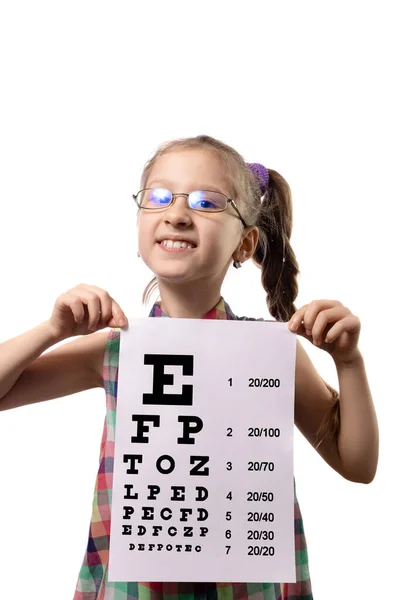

{"left": 132, "top": 188, "right": 248, "bottom": 227}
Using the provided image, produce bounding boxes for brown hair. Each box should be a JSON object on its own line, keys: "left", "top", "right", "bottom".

{"left": 137, "top": 134, "right": 340, "bottom": 447}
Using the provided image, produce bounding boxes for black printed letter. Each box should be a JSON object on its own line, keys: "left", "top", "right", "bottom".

{"left": 123, "top": 454, "right": 143, "bottom": 474}
{"left": 177, "top": 416, "right": 203, "bottom": 444}
{"left": 156, "top": 454, "right": 175, "bottom": 475}
{"left": 143, "top": 354, "right": 194, "bottom": 406}
{"left": 131, "top": 414, "right": 160, "bottom": 443}
{"left": 190, "top": 456, "right": 210, "bottom": 476}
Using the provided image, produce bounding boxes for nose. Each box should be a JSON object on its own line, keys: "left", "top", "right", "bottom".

{"left": 163, "top": 194, "right": 193, "bottom": 226}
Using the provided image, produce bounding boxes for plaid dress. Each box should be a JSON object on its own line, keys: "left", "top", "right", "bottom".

{"left": 73, "top": 297, "right": 313, "bottom": 600}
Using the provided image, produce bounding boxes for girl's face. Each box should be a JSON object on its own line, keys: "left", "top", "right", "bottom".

{"left": 137, "top": 149, "right": 252, "bottom": 287}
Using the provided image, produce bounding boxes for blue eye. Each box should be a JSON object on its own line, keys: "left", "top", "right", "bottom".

{"left": 148, "top": 188, "right": 172, "bottom": 206}
{"left": 189, "top": 190, "right": 224, "bottom": 210}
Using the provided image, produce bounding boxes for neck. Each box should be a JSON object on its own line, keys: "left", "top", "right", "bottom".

{"left": 156, "top": 278, "right": 222, "bottom": 318}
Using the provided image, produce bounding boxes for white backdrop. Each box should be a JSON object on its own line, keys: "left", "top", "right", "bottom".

{"left": 0, "top": 2, "right": 397, "bottom": 599}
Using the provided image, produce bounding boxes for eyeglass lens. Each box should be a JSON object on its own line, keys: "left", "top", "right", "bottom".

{"left": 137, "top": 188, "right": 227, "bottom": 211}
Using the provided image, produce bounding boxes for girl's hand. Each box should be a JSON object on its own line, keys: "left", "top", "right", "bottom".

{"left": 47, "top": 283, "right": 128, "bottom": 340}
{"left": 287, "top": 299, "right": 361, "bottom": 364}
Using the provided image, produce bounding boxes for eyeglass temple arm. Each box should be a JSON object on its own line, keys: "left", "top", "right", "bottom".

{"left": 229, "top": 199, "right": 248, "bottom": 228}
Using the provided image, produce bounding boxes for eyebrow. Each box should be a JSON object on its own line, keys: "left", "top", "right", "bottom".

{"left": 147, "top": 180, "right": 227, "bottom": 196}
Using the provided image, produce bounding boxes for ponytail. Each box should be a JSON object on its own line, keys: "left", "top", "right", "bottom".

{"left": 252, "top": 169, "right": 299, "bottom": 323}
{"left": 251, "top": 168, "right": 340, "bottom": 448}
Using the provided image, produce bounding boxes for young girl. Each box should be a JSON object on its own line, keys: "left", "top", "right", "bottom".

{"left": 0, "top": 135, "right": 379, "bottom": 600}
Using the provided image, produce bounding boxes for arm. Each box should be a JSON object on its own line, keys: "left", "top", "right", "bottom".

{"left": 294, "top": 338, "right": 379, "bottom": 483}
{"left": 0, "top": 283, "right": 127, "bottom": 411}
{"left": 333, "top": 351, "right": 378, "bottom": 483}
{"left": 0, "top": 323, "right": 108, "bottom": 411}
{"left": 0, "top": 321, "right": 63, "bottom": 401}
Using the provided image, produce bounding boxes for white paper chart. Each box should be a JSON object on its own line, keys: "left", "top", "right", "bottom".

{"left": 109, "top": 317, "right": 297, "bottom": 583}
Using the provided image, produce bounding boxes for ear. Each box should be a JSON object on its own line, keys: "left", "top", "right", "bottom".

{"left": 233, "top": 226, "right": 259, "bottom": 263}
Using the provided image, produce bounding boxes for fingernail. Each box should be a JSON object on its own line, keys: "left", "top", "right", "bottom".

{"left": 289, "top": 321, "right": 296, "bottom": 330}
{"left": 119, "top": 318, "right": 126, "bottom": 326}
{"left": 306, "top": 329, "right": 311, "bottom": 335}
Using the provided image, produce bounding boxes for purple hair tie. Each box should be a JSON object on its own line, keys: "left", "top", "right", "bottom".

{"left": 246, "top": 162, "right": 269, "bottom": 196}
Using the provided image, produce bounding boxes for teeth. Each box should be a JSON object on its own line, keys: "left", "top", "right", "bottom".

{"left": 161, "top": 240, "right": 194, "bottom": 249}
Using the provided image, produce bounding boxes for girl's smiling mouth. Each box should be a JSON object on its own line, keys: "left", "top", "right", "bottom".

{"left": 156, "top": 236, "right": 197, "bottom": 251}
{"left": 158, "top": 240, "right": 196, "bottom": 252}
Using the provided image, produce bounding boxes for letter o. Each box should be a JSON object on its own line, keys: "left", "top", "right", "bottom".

{"left": 156, "top": 455, "right": 175, "bottom": 474}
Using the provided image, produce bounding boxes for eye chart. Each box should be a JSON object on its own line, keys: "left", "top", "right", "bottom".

{"left": 109, "top": 317, "right": 297, "bottom": 583}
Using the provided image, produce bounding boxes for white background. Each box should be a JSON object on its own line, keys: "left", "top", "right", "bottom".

{"left": 0, "top": 2, "right": 397, "bottom": 599}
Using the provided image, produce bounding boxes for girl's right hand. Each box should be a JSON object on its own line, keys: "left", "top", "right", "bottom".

{"left": 47, "top": 284, "right": 128, "bottom": 340}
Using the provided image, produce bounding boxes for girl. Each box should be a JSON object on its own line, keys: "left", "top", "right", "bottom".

{"left": 0, "top": 135, "right": 379, "bottom": 600}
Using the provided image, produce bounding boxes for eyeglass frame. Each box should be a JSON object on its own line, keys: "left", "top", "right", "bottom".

{"left": 132, "top": 188, "right": 248, "bottom": 228}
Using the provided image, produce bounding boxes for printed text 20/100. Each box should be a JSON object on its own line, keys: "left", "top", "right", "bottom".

{"left": 248, "top": 428, "right": 281, "bottom": 437}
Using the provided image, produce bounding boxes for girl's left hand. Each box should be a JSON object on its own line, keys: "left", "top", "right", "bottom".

{"left": 287, "top": 299, "right": 362, "bottom": 364}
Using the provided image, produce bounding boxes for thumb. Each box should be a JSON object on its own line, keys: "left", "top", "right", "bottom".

{"left": 107, "top": 315, "right": 129, "bottom": 328}
{"left": 293, "top": 322, "right": 313, "bottom": 342}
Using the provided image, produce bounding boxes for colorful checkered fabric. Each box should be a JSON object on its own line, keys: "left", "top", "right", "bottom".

{"left": 73, "top": 297, "right": 313, "bottom": 599}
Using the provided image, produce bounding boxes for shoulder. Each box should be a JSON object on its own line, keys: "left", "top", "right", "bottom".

{"left": 223, "top": 299, "right": 273, "bottom": 323}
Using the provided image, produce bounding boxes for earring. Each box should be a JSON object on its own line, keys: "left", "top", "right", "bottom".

{"left": 233, "top": 260, "right": 242, "bottom": 269}
{"left": 137, "top": 250, "right": 141, "bottom": 257}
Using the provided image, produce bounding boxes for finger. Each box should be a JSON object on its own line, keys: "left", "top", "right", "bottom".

{"left": 288, "top": 304, "right": 308, "bottom": 331}
{"left": 69, "top": 297, "right": 86, "bottom": 324}
{"left": 311, "top": 307, "right": 349, "bottom": 344}
{"left": 109, "top": 299, "right": 128, "bottom": 327}
{"left": 293, "top": 320, "right": 313, "bottom": 341}
{"left": 96, "top": 291, "right": 113, "bottom": 327}
{"left": 302, "top": 300, "right": 343, "bottom": 335}
{"left": 79, "top": 285, "right": 125, "bottom": 328}
{"left": 57, "top": 292, "right": 85, "bottom": 323}
{"left": 324, "top": 315, "right": 360, "bottom": 343}
{"left": 76, "top": 290, "right": 101, "bottom": 331}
